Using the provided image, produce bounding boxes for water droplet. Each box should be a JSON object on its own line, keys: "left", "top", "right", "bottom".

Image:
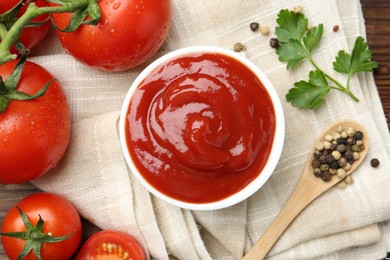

{"left": 113, "top": 2, "right": 121, "bottom": 9}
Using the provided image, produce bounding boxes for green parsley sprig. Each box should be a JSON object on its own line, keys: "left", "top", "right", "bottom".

{"left": 274, "top": 9, "right": 378, "bottom": 109}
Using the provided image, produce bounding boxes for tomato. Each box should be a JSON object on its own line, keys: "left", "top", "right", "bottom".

{"left": 0, "top": 0, "right": 51, "bottom": 53}
{"left": 76, "top": 230, "right": 146, "bottom": 260}
{"left": 0, "top": 59, "right": 71, "bottom": 184}
{"left": 1, "top": 192, "right": 82, "bottom": 260}
{"left": 50, "top": 0, "right": 172, "bottom": 71}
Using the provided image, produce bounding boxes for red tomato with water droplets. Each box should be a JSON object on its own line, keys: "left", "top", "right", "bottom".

{"left": 0, "top": 60, "right": 71, "bottom": 184}
{"left": 51, "top": 0, "right": 172, "bottom": 71}
{"left": 1, "top": 193, "right": 82, "bottom": 260}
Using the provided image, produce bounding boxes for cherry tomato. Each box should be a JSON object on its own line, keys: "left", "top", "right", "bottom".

{"left": 51, "top": 0, "right": 172, "bottom": 71}
{"left": 0, "top": 0, "right": 51, "bottom": 53}
{"left": 0, "top": 59, "right": 71, "bottom": 184}
{"left": 76, "top": 230, "right": 146, "bottom": 260}
{"left": 1, "top": 192, "right": 82, "bottom": 260}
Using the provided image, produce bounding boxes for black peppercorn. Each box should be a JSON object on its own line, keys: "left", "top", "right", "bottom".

{"left": 370, "top": 158, "right": 380, "bottom": 168}
{"left": 321, "top": 171, "right": 332, "bottom": 182}
{"left": 345, "top": 150, "right": 354, "bottom": 161}
{"left": 336, "top": 144, "right": 346, "bottom": 153}
{"left": 330, "top": 160, "right": 339, "bottom": 169}
{"left": 354, "top": 131, "right": 363, "bottom": 140}
{"left": 311, "top": 158, "right": 321, "bottom": 168}
{"left": 325, "top": 154, "right": 334, "bottom": 164}
{"left": 330, "top": 143, "right": 337, "bottom": 151}
{"left": 250, "top": 22, "right": 259, "bottom": 31}
{"left": 319, "top": 155, "right": 326, "bottom": 164}
{"left": 336, "top": 138, "right": 348, "bottom": 145}
{"left": 347, "top": 136, "right": 355, "bottom": 145}
{"left": 270, "top": 38, "right": 279, "bottom": 48}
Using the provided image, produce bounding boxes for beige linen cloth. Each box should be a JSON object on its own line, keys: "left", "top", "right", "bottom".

{"left": 28, "top": 0, "right": 390, "bottom": 259}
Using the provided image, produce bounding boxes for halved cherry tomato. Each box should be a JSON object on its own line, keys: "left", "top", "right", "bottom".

{"left": 76, "top": 230, "right": 146, "bottom": 260}
{"left": 50, "top": 0, "right": 172, "bottom": 71}
{"left": 0, "top": 0, "right": 51, "bottom": 53}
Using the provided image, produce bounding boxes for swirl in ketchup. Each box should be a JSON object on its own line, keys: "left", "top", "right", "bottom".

{"left": 124, "top": 52, "right": 276, "bottom": 204}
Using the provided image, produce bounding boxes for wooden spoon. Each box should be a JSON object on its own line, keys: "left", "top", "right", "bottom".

{"left": 243, "top": 120, "right": 369, "bottom": 260}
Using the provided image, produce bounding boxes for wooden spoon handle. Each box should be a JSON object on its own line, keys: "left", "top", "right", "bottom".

{"left": 243, "top": 176, "right": 321, "bottom": 259}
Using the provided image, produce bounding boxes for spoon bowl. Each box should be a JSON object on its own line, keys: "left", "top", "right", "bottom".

{"left": 243, "top": 120, "right": 369, "bottom": 259}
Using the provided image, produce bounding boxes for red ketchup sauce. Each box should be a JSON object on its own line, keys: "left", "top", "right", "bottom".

{"left": 125, "top": 52, "right": 276, "bottom": 204}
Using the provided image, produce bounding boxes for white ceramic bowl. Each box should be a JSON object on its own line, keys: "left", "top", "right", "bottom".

{"left": 119, "top": 46, "right": 285, "bottom": 211}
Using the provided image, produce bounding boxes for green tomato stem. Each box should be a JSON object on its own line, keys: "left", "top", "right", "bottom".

{"left": 0, "top": 0, "right": 90, "bottom": 64}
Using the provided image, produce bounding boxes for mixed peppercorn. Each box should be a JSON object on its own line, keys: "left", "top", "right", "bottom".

{"left": 311, "top": 125, "right": 365, "bottom": 188}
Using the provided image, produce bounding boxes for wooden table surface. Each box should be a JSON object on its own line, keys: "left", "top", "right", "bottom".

{"left": 1, "top": 0, "right": 389, "bottom": 259}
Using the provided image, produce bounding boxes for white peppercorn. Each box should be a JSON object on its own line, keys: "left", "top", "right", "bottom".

{"left": 341, "top": 131, "right": 348, "bottom": 138}
{"left": 356, "top": 140, "right": 363, "bottom": 146}
{"left": 324, "top": 134, "right": 333, "bottom": 142}
{"left": 344, "top": 175, "right": 354, "bottom": 184}
{"left": 335, "top": 126, "right": 343, "bottom": 133}
{"left": 353, "top": 152, "right": 360, "bottom": 160}
{"left": 336, "top": 168, "right": 346, "bottom": 178}
{"left": 293, "top": 5, "right": 303, "bottom": 13}
{"left": 343, "top": 162, "right": 351, "bottom": 171}
{"left": 336, "top": 181, "right": 347, "bottom": 189}
{"left": 329, "top": 168, "right": 337, "bottom": 175}
{"left": 332, "top": 150, "right": 341, "bottom": 160}
{"left": 323, "top": 141, "right": 332, "bottom": 150}
{"left": 315, "top": 142, "right": 324, "bottom": 151}
{"left": 346, "top": 127, "right": 355, "bottom": 137}
{"left": 260, "top": 25, "right": 270, "bottom": 35}
{"left": 333, "top": 132, "right": 341, "bottom": 140}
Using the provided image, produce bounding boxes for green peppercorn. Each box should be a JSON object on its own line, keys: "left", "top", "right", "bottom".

{"left": 351, "top": 144, "right": 362, "bottom": 152}
{"left": 320, "top": 164, "right": 329, "bottom": 171}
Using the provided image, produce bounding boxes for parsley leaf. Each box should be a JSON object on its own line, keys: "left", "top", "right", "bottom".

{"left": 276, "top": 39, "right": 306, "bottom": 69}
{"left": 275, "top": 9, "right": 308, "bottom": 42}
{"left": 333, "top": 36, "right": 378, "bottom": 75}
{"left": 272, "top": 9, "right": 378, "bottom": 109}
{"left": 303, "top": 24, "right": 323, "bottom": 53}
{"left": 286, "top": 70, "right": 330, "bottom": 109}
